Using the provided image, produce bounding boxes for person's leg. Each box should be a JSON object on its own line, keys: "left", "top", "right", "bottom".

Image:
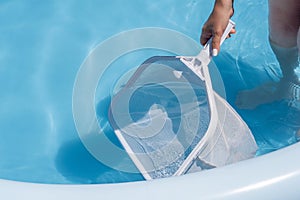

{"left": 298, "top": 27, "right": 300, "bottom": 54}
{"left": 236, "top": 0, "right": 300, "bottom": 109}
{"left": 268, "top": 0, "right": 299, "bottom": 48}
{"left": 269, "top": 0, "right": 300, "bottom": 83}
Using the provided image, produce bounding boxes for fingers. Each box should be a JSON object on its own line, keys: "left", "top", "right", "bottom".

{"left": 211, "top": 26, "right": 236, "bottom": 56}
{"left": 211, "top": 28, "right": 222, "bottom": 56}
{"left": 200, "top": 26, "right": 236, "bottom": 57}
{"left": 226, "top": 28, "right": 236, "bottom": 38}
{"left": 230, "top": 28, "right": 236, "bottom": 35}
{"left": 200, "top": 25, "right": 212, "bottom": 46}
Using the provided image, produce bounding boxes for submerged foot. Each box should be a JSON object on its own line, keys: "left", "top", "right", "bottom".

{"left": 235, "top": 80, "right": 300, "bottom": 109}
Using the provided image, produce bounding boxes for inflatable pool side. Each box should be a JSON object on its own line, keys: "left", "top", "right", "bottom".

{"left": 1, "top": 142, "right": 300, "bottom": 200}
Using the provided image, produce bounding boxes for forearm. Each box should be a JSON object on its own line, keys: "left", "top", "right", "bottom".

{"left": 213, "top": 0, "right": 234, "bottom": 18}
{"left": 214, "top": 0, "right": 234, "bottom": 8}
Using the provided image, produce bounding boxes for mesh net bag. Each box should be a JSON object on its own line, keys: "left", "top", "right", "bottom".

{"left": 194, "top": 92, "right": 258, "bottom": 169}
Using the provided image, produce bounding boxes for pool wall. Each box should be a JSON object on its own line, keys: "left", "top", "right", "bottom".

{"left": 1, "top": 142, "right": 300, "bottom": 199}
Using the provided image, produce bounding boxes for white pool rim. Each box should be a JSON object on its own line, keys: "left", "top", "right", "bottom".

{"left": 1, "top": 142, "right": 300, "bottom": 200}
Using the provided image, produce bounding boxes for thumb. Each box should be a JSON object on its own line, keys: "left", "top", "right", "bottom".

{"left": 211, "top": 30, "right": 222, "bottom": 56}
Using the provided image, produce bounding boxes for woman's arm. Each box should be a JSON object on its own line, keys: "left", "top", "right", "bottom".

{"left": 200, "top": 0, "right": 235, "bottom": 56}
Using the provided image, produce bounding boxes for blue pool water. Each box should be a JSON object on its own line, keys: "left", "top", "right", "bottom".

{"left": 0, "top": 0, "right": 299, "bottom": 184}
